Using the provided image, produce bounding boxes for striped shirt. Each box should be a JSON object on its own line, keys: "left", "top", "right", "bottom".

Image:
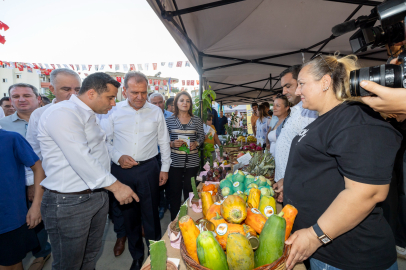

{"left": 166, "top": 115, "right": 204, "bottom": 168}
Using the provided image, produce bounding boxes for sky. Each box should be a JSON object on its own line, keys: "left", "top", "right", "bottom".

{"left": 0, "top": 0, "right": 199, "bottom": 87}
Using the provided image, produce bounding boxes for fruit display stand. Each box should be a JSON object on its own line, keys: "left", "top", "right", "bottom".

{"left": 141, "top": 191, "right": 305, "bottom": 270}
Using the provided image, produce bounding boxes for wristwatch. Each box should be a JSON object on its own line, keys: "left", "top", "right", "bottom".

{"left": 312, "top": 223, "right": 332, "bottom": 245}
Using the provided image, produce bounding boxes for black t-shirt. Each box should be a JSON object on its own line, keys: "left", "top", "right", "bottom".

{"left": 284, "top": 102, "right": 402, "bottom": 270}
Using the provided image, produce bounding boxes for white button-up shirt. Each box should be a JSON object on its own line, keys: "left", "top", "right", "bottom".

{"left": 38, "top": 95, "right": 117, "bottom": 192}
{"left": 274, "top": 101, "right": 318, "bottom": 182}
{"left": 100, "top": 100, "right": 171, "bottom": 172}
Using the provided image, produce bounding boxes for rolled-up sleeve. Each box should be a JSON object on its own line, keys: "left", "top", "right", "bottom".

{"left": 46, "top": 109, "right": 116, "bottom": 190}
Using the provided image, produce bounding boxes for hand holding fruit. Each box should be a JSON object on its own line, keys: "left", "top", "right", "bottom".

{"left": 190, "top": 141, "right": 198, "bottom": 150}
{"left": 172, "top": 139, "right": 186, "bottom": 148}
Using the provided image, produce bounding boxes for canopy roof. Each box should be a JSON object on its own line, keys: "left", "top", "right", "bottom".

{"left": 147, "top": 0, "right": 387, "bottom": 105}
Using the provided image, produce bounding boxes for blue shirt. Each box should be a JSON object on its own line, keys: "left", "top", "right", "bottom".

{"left": 164, "top": 110, "right": 173, "bottom": 119}
{"left": 0, "top": 112, "right": 29, "bottom": 137}
{"left": 0, "top": 128, "right": 39, "bottom": 234}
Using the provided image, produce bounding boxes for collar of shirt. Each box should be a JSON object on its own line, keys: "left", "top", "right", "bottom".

{"left": 10, "top": 112, "right": 27, "bottom": 123}
{"left": 121, "top": 99, "right": 153, "bottom": 112}
{"left": 69, "top": 94, "right": 95, "bottom": 121}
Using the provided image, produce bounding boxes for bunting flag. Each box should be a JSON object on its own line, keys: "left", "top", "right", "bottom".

{"left": 45, "top": 64, "right": 50, "bottom": 69}
{"left": 153, "top": 63, "right": 157, "bottom": 70}
{"left": 197, "top": 80, "right": 200, "bottom": 85}
{"left": 18, "top": 64, "right": 24, "bottom": 71}
{"left": 56, "top": 64, "right": 61, "bottom": 68}
{"left": 51, "top": 64, "right": 56, "bottom": 69}
{"left": 88, "top": 65, "right": 92, "bottom": 71}
{"left": 123, "top": 64, "right": 128, "bottom": 71}
{"left": 39, "top": 63, "right": 44, "bottom": 69}
{"left": 154, "top": 79, "right": 159, "bottom": 85}
{"left": 33, "top": 63, "right": 40, "bottom": 69}
{"left": 148, "top": 79, "right": 152, "bottom": 85}
{"left": 182, "top": 80, "right": 185, "bottom": 86}
{"left": 63, "top": 64, "right": 69, "bottom": 69}
{"left": 78, "top": 72, "right": 81, "bottom": 75}
{"left": 109, "top": 64, "right": 112, "bottom": 69}
{"left": 181, "top": 87, "right": 184, "bottom": 91}
{"left": 168, "top": 78, "right": 172, "bottom": 93}
{"left": 187, "top": 80, "right": 190, "bottom": 86}
{"left": 159, "top": 86, "right": 163, "bottom": 91}
{"left": 168, "top": 62, "right": 173, "bottom": 68}
{"left": 116, "top": 77, "right": 122, "bottom": 82}
{"left": 69, "top": 64, "right": 74, "bottom": 70}
{"left": 100, "top": 64, "right": 105, "bottom": 70}
{"left": 0, "top": 21, "right": 9, "bottom": 31}
{"left": 0, "top": 35, "right": 5, "bottom": 45}
{"left": 155, "top": 86, "right": 158, "bottom": 90}
{"left": 82, "top": 64, "right": 86, "bottom": 71}
{"left": 176, "top": 61, "right": 182, "bottom": 67}
{"left": 75, "top": 64, "right": 80, "bottom": 70}
{"left": 95, "top": 65, "right": 99, "bottom": 71}
{"left": 185, "top": 61, "right": 191, "bottom": 67}
{"left": 137, "top": 64, "right": 143, "bottom": 71}
{"left": 161, "top": 62, "right": 165, "bottom": 66}
{"left": 115, "top": 64, "right": 119, "bottom": 71}
{"left": 163, "top": 80, "right": 167, "bottom": 86}
{"left": 84, "top": 73, "right": 88, "bottom": 77}
{"left": 144, "top": 63, "right": 149, "bottom": 70}
{"left": 130, "top": 64, "right": 135, "bottom": 71}
{"left": 191, "top": 80, "right": 194, "bottom": 86}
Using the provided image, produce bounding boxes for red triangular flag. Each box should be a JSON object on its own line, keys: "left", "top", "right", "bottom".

{"left": 130, "top": 64, "right": 135, "bottom": 71}
{"left": 88, "top": 65, "right": 92, "bottom": 71}
{"left": 69, "top": 64, "right": 75, "bottom": 70}
{"left": 109, "top": 64, "right": 112, "bottom": 69}
{"left": 153, "top": 63, "right": 157, "bottom": 70}
{"left": 0, "top": 21, "right": 9, "bottom": 31}
{"left": 33, "top": 63, "right": 39, "bottom": 69}
{"left": 0, "top": 35, "right": 6, "bottom": 44}
{"left": 50, "top": 64, "right": 56, "bottom": 69}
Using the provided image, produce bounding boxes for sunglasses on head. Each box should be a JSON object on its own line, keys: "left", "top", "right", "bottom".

{"left": 314, "top": 54, "right": 333, "bottom": 72}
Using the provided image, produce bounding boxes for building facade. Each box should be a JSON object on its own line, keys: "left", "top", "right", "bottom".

{"left": 0, "top": 65, "right": 42, "bottom": 97}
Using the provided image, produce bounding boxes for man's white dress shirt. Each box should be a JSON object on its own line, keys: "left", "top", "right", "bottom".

{"left": 100, "top": 100, "right": 171, "bottom": 172}
{"left": 274, "top": 101, "right": 318, "bottom": 182}
{"left": 38, "top": 95, "right": 117, "bottom": 192}
{"left": 0, "top": 108, "right": 4, "bottom": 119}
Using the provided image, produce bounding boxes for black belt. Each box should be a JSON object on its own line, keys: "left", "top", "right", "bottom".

{"left": 46, "top": 188, "right": 104, "bottom": 195}
{"left": 136, "top": 156, "right": 155, "bottom": 166}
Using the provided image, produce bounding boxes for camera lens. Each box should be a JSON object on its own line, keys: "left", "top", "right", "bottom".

{"left": 349, "top": 64, "right": 402, "bottom": 97}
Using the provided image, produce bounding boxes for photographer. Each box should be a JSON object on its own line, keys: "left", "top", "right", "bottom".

{"left": 284, "top": 54, "right": 401, "bottom": 270}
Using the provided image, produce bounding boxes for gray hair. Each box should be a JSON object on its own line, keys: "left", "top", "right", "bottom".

{"left": 50, "top": 68, "right": 81, "bottom": 86}
{"left": 148, "top": 92, "right": 164, "bottom": 102}
{"left": 8, "top": 83, "right": 39, "bottom": 97}
{"left": 124, "top": 71, "right": 148, "bottom": 89}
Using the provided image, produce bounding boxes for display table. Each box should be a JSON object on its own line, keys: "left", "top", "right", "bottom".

{"left": 141, "top": 202, "right": 306, "bottom": 270}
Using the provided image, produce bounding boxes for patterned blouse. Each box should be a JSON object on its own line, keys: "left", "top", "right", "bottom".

{"left": 256, "top": 116, "right": 271, "bottom": 145}
{"left": 165, "top": 115, "right": 205, "bottom": 168}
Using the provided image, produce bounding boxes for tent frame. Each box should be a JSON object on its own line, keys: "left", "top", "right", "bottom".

{"left": 155, "top": 0, "right": 386, "bottom": 105}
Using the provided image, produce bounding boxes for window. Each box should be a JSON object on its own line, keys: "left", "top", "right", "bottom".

{"left": 16, "top": 74, "right": 22, "bottom": 79}
{"left": 2, "top": 78, "right": 7, "bottom": 83}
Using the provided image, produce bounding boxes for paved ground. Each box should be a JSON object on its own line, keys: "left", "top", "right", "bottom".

{"left": 22, "top": 209, "right": 406, "bottom": 270}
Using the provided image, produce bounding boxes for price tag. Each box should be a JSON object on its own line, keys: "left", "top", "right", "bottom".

{"left": 237, "top": 153, "right": 252, "bottom": 165}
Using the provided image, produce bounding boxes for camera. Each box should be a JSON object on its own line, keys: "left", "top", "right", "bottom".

{"left": 332, "top": 0, "right": 406, "bottom": 96}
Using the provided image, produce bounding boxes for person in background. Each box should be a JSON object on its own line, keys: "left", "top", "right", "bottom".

{"left": 209, "top": 106, "right": 219, "bottom": 132}
{"left": 266, "top": 94, "right": 290, "bottom": 157}
{"left": 218, "top": 110, "right": 228, "bottom": 135}
{"left": 166, "top": 91, "right": 204, "bottom": 221}
{"left": 166, "top": 97, "right": 175, "bottom": 113}
{"left": 251, "top": 103, "right": 258, "bottom": 136}
{"left": 0, "top": 83, "right": 53, "bottom": 270}
{"left": 273, "top": 65, "right": 318, "bottom": 203}
{"left": 39, "top": 73, "right": 138, "bottom": 270}
{"left": 284, "top": 54, "right": 400, "bottom": 270}
{"left": 149, "top": 92, "right": 173, "bottom": 220}
{"left": 262, "top": 101, "right": 272, "bottom": 116}
{"left": 0, "top": 127, "right": 46, "bottom": 270}
{"left": 39, "top": 96, "right": 51, "bottom": 107}
{"left": 227, "top": 113, "right": 232, "bottom": 127}
{"left": 0, "top": 97, "right": 16, "bottom": 117}
{"left": 102, "top": 72, "right": 171, "bottom": 270}
{"left": 204, "top": 114, "right": 221, "bottom": 146}
{"left": 255, "top": 104, "right": 271, "bottom": 148}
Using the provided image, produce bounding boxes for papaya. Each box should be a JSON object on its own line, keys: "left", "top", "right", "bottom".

{"left": 206, "top": 202, "right": 222, "bottom": 221}
{"left": 210, "top": 212, "right": 227, "bottom": 228}
{"left": 215, "top": 222, "right": 245, "bottom": 250}
{"left": 244, "top": 175, "right": 255, "bottom": 187}
{"left": 234, "top": 191, "right": 247, "bottom": 202}
{"left": 232, "top": 181, "right": 245, "bottom": 193}
{"left": 179, "top": 215, "right": 200, "bottom": 263}
{"left": 201, "top": 191, "right": 214, "bottom": 218}
{"left": 254, "top": 212, "right": 286, "bottom": 268}
{"left": 243, "top": 224, "right": 257, "bottom": 237}
{"left": 245, "top": 208, "right": 267, "bottom": 234}
{"left": 220, "top": 179, "right": 233, "bottom": 190}
{"left": 258, "top": 195, "right": 276, "bottom": 219}
{"left": 226, "top": 233, "right": 255, "bottom": 270}
{"left": 222, "top": 187, "right": 232, "bottom": 197}
{"left": 225, "top": 173, "right": 233, "bottom": 182}
{"left": 247, "top": 188, "right": 261, "bottom": 209}
{"left": 221, "top": 195, "right": 247, "bottom": 224}
{"left": 197, "top": 231, "right": 229, "bottom": 270}
{"left": 232, "top": 170, "right": 245, "bottom": 183}
{"left": 281, "top": 204, "right": 298, "bottom": 240}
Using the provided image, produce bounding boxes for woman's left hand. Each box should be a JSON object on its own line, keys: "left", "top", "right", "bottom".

{"left": 190, "top": 141, "right": 198, "bottom": 150}
{"left": 285, "top": 227, "right": 322, "bottom": 270}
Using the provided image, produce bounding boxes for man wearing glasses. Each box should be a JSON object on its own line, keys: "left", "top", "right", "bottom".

{"left": 273, "top": 65, "right": 318, "bottom": 203}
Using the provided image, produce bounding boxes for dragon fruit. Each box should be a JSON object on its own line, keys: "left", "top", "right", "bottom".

{"left": 249, "top": 143, "right": 257, "bottom": 149}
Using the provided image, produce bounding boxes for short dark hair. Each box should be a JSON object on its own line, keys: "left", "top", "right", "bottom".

{"left": 251, "top": 102, "right": 258, "bottom": 108}
{"left": 41, "top": 95, "right": 51, "bottom": 105}
{"left": 79, "top": 72, "right": 121, "bottom": 95}
{"left": 8, "top": 83, "right": 39, "bottom": 97}
{"left": 207, "top": 113, "right": 213, "bottom": 121}
{"left": 279, "top": 65, "right": 301, "bottom": 80}
{"left": 262, "top": 102, "right": 270, "bottom": 108}
{"left": 174, "top": 92, "right": 193, "bottom": 117}
{"left": 0, "top": 97, "right": 10, "bottom": 106}
{"left": 166, "top": 97, "right": 174, "bottom": 107}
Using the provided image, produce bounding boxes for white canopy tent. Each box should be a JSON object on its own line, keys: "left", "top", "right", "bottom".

{"left": 147, "top": 0, "right": 387, "bottom": 105}
{"left": 223, "top": 105, "right": 247, "bottom": 113}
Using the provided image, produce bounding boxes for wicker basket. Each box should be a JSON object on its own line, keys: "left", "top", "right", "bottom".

{"left": 180, "top": 237, "right": 291, "bottom": 270}
{"left": 223, "top": 146, "right": 240, "bottom": 153}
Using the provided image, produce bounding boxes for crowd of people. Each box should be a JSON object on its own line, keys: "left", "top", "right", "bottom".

{"left": 0, "top": 51, "right": 406, "bottom": 270}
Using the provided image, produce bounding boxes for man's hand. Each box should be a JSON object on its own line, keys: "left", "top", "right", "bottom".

{"left": 360, "top": 81, "right": 406, "bottom": 115}
{"left": 190, "top": 141, "right": 198, "bottom": 150}
{"left": 27, "top": 185, "right": 35, "bottom": 202}
{"left": 26, "top": 203, "right": 41, "bottom": 229}
{"left": 273, "top": 178, "right": 284, "bottom": 203}
{"left": 159, "top": 171, "right": 168, "bottom": 186}
{"left": 285, "top": 227, "right": 322, "bottom": 270}
{"left": 105, "top": 181, "right": 140, "bottom": 205}
{"left": 118, "top": 155, "right": 138, "bottom": 169}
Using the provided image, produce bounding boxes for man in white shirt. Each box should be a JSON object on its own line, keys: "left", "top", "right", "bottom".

{"left": 101, "top": 72, "right": 171, "bottom": 270}
{"left": 38, "top": 73, "right": 138, "bottom": 270}
{"left": 274, "top": 65, "right": 318, "bottom": 202}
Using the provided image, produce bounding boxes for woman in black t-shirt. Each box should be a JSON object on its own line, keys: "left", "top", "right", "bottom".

{"left": 284, "top": 54, "right": 401, "bottom": 270}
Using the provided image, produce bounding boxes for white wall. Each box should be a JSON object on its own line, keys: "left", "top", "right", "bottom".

{"left": 0, "top": 67, "right": 41, "bottom": 97}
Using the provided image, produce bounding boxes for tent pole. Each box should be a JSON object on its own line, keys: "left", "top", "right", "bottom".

{"left": 198, "top": 53, "right": 205, "bottom": 169}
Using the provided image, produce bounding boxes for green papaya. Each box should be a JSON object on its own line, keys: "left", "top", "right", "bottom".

{"left": 197, "top": 231, "right": 229, "bottom": 270}
{"left": 226, "top": 233, "right": 254, "bottom": 270}
{"left": 244, "top": 175, "right": 255, "bottom": 187}
{"left": 222, "top": 187, "right": 231, "bottom": 197}
{"left": 232, "top": 181, "right": 245, "bottom": 193}
{"left": 257, "top": 176, "right": 268, "bottom": 187}
{"left": 225, "top": 173, "right": 233, "bottom": 181}
{"left": 247, "top": 183, "right": 258, "bottom": 189}
{"left": 244, "top": 188, "right": 252, "bottom": 196}
{"left": 254, "top": 212, "right": 286, "bottom": 267}
{"left": 233, "top": 170, "right": 245, "bottom": 183}
{"left": 220, "top": 179, "right": 233, "bottom": 190}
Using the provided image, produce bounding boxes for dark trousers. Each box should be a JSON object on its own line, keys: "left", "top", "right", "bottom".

{"left": 167, "top": 166, "right": 199, "bottom": 221}
{"left": 111, "top": 159, "right": 162, "bottom": 261}
{"left": 107, "top": 191, "right": 126, "bottom": 239}
{"left": 156, "top": 153, "right": 169, "bottom": 210}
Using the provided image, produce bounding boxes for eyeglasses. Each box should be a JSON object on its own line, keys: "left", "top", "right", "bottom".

{"left": 314, "top": 54, "right": 333, "bottom": 72}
